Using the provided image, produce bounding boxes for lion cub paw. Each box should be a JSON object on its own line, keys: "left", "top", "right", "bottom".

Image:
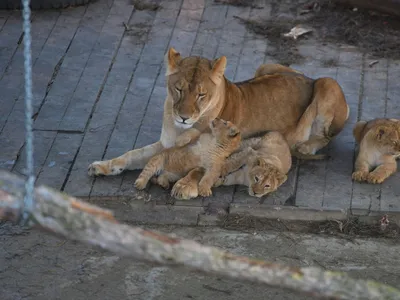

{"left": 352, "top": 171, "right": 369, "bottom": 182}
{"left": 366, "top": 173, "right": 387, "bottom": 184}
{"left": 134, "top": 177, "right": 148, "bottom": 190}
{"left": 198, "top": 184, "right": 213, "bottom": 197}
{"left": 175, "top": 135, "right": 192, "bottom": 147}
{"left": 171, "top": 180, "right": 198, "bottom": 200}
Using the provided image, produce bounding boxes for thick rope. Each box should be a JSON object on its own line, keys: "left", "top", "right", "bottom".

{"left": 21, "top": 0, "right": 35, "bottom": 220}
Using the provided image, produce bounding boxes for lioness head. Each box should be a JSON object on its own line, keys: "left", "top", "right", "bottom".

{"left": 247, "top": 158, "right": 287, "bottom": 198}
{"left": 210, "top": 118, "right": 241, "bottom": 151}
{"left": 374, "top": 125, "right": 400, "bottom": 153}
{"left": 165, "top": 47, "right": 227, "bottom": 128}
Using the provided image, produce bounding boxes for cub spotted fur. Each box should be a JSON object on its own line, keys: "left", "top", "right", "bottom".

{"left": 352, "top": 118, "right": 400, "bottom": 184}
{"left": 134, "top": 118, "right": 241, "bottom": 197}
{"left": 216, "top": 131, "right": 292, "bottom": 197}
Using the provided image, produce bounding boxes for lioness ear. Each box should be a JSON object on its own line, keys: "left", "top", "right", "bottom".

{"left": 229, "top": 126, "right": 240, "bottom": 137}
{"left": 210, "top": 56, "right": 227, "bottom": 85}
{"left": 165, "top": 47, "right": 181, "bottom": 76}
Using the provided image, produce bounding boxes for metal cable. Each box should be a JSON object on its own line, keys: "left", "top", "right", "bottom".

{"left": 21, "top": 0, "right": 35, "bottom": 221}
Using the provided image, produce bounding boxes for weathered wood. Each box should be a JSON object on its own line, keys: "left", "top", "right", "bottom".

{"left": 0, "top": 170, "right": 399, "bottom": 300}
{"left": 335, "top": 0, "right": 400, "bottom": 17}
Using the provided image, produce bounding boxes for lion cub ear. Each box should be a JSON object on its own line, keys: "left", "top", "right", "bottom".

{"left": 376, "top": 127, "right": 386, "bottom": 140}
{"left": 353, "top": 121, "right": 367, "bottom": 144}
{"left": 165, "top": 47, "right": 182, "bottom": 76}
{"left": 210, "top": 56, "right": 227, "bottom": 85}
{"left": 252, "top": 157, "right": 267, "bottom": 168}
{"left": 228, "top": 126, "right": 240, "bottom": 137}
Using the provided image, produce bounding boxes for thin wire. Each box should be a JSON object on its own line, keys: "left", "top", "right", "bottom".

{"left": 21, "top": 0, "right": 35, "bottom": 221}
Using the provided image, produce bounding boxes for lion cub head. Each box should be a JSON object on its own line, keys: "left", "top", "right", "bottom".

{"left": 165, "top": 47, "right": 227, "bottom": 129}
{"left": 373, "top": 124, "right": 400, "bottom": 154}
{"left": 247, "top": 157, "right": 288, "bottom": 198}
{"left": 210, "top": 118, "right": 241, "bottom": 153}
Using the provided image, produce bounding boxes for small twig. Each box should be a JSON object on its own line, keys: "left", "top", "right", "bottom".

{"left": 369, "top": 60, "right": 379, "bottom": 67}
{"left": 122, "top": 22, "right": 132, "bottom": 31}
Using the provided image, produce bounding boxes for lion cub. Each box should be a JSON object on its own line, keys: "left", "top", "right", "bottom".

{"left": 134, "top": 118, "right": 241, "bottom": 197}
{"left": 352, "top": 118, "right": 400, "bottom": 184}
{"left": 215, "top": 131, "right": 292, "bottom": 197}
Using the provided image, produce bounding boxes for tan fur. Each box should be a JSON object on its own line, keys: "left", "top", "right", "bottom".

{"left": 214, "top": 131, "right": 292, "bottom": 198}
{"left": 352, "top": 118, "right": 400, "bottom": 184}
{"left": 88, "top": 48, "right": 349, "bottom": 199}
{"left": 134, "top": 118, "right": 241, "bottom": 197}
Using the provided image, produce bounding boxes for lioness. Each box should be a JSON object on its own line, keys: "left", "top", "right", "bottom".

{"left": 352, "top": 118, "right": 400, "bottom": 184}
{"left": 134, "top": 118, "right": 241, "bottom": 197}
{"left": 215, "top": 131, "right": 292, "bottom": 197}
{"left": 88, "top": 48, "right": 349, "bottom": 199}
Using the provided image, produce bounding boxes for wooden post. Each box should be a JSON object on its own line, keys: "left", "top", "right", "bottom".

{"left": 0, "top": 170, "right": 399, "bottom": 300}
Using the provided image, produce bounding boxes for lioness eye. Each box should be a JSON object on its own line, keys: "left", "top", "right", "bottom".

{"left": 254, "top": 176, "right": 259, "bottom": 182}
{"left": 265, "top": 184, "right": 270, "bottom": 188}
{"left": 198, "top": 93, "right": 206, "bottom": 100}
{"left": 175, "top": 87, "right": 182, "bottom": 94}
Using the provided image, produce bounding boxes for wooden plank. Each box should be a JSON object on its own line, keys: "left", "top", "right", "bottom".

{"left": 380, "top": 59, "right": 400, "bottom": 212}
{"left": 89, "top": 6, "right": 177, "bottom": 197}
{"left": 351, "top": 57, "right": 388, "bottom": 214}
{"left": 292, "top": 44, "right": 328, "bottom": 209}
{"left": 190, "top": 0, "right": 229, "bottom": 59}
{"left": 322, "top": 51, "right": 363, "bottom": 210}
{"left": 33, "top": 0, "right": 114, "bottom": 131}
{"left": 13, "top": 130, "right": 57, "bottom": 177}
{"left": 36, "top": 133, "right": 83, "bottom": 190}
{"left": 58, "top": 0, "right": 135, "bottom": 132}
{"left": 0, "top": 11, "right": 59, "bottom": 132}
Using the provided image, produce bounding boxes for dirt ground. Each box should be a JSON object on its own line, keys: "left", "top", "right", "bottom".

{"left": 1, "top": 222, "right": 400, "bottom": 300}
{"left": 218, "top": 0, "right": 400, "bottom": 65}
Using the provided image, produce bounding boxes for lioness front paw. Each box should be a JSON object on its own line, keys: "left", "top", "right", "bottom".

{"left": 134, "top": 177, "right": 148, "bottom": 190}
{"left": 198, "top": 184, "right": 212, "bottom": 197}
{"left": 366, "top": 173, "right": 387, "bottom": 184}
{"left": 171, "top": 180, "right": 198, "bottom": 200}
{"left": 88, "top": 160, "right": 124, "bottom": 176}
{"left": 88, "top": 161, "right": 108, "bottom": 176}
{"left": 352, "top": 170, "right": 369, "bottom": 182}
{"left": 296, "top": 143, "right": 314, "bottom": 155}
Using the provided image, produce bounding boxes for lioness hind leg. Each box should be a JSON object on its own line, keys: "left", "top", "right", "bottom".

{"left": 294, "top": 77, "right": 349, "bottom": 157}
{"left": 88, "top": 141, "right": 163, "bottom": 176}
{"left": 296, "top": 135, "right": 331, "bottom": 156}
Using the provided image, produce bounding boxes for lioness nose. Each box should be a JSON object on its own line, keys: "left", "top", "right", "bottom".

{"left": 180, "top": 116, "right": 188, "bottom": 123}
